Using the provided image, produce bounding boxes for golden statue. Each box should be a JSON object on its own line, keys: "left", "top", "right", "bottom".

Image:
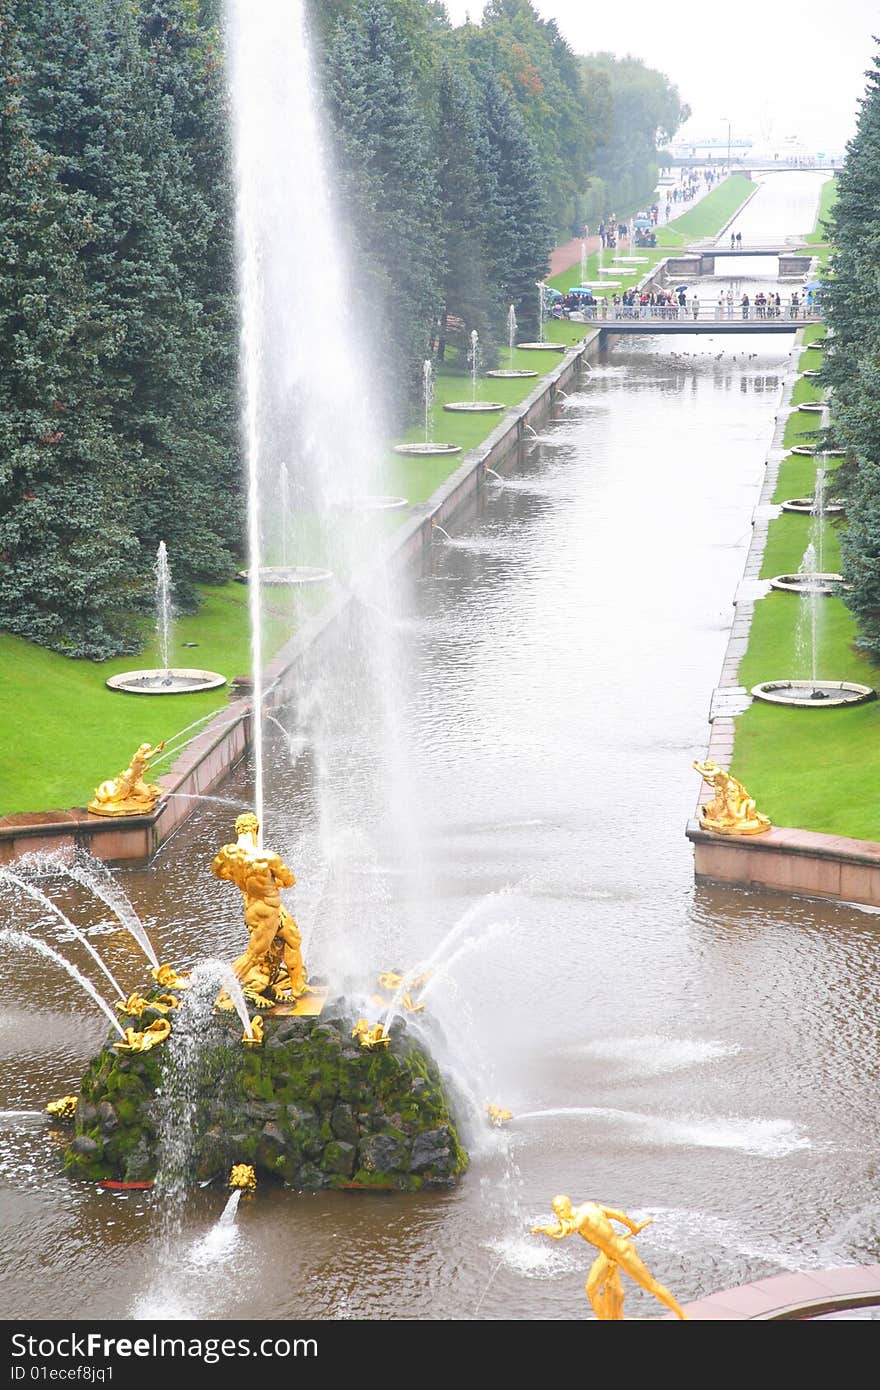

{"left": 242, "top": 1015, "right": 264, "bottom": 1047}
{"left": 486, "top": 1104, "right": 513, "bottom": 1127}
{"left": 151, "top": 964, "right": 191, "bottom": 991}
{"left": 376, "top": 970, "right": 426, "bottom": 1013}
{"left": 229, "top": 1164, "right": 257, "bottom": 1190}
{"left": 115, "top": 992, "right": 151, "bottom": 1018}
{"left": 211, "top": 813, "right": 308, "bottom": 1006}
{"left": 352, "top": 1018, "right": 390, "bottom": 1049}
{"left": 532, "top": 1197, "right": 688, "bottom": 1320}
{"left": 88, "top": 741, "right": 167, "bottom": 817}
{"left": 113, "top": 1018, "right": 172, "bottom": 1053}
{"left": 692, "top": 759, "right": 771, "bottom": 836}
{"left": 46, "top": 1096, "right": 78, "bottom": 1121}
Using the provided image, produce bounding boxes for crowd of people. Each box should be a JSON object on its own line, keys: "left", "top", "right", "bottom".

{"left": 554, "top": 284, "right": 818, "bottom": 323}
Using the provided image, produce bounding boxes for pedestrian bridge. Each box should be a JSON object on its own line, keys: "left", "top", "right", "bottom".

{"left": 570, "top": 305, "right": 821, "bottom": 335}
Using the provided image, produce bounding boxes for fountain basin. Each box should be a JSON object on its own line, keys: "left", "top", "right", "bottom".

{"left": 443, "top": 401, "right": 505, "bottom": 412}
{"left": 334, "top": 495, "right": 409, "bottom": 512}
{"left": 781, "top": 498, "right": 845, "bottom": 515}
{"left": 106, "top": 668, "right": 227, "bottom": 695}
{"left": 613, "top": 256, "right": 649, "bottom": 263}
{"left": 516, "top": 342, "right": 567, "bottom": 351}
{"left": 486, "top": 369, "right": 539, "bottom": 379}
{"left": 393, "top": 442, "right": 461, "bottom": 457}
{"left": 769, "top": 572, "right": 848, "bottom": 596}
{"left": 751, "top": 680, "right": 876, "bottom": 708}
{"left": 235, "top": 566, "right": 333, "bottom": 586}
{"left": 800, "top": 370, "right": 822, "bottom": 378}
{"left": 799, "top": 403, "right": 826, "bottom": 414}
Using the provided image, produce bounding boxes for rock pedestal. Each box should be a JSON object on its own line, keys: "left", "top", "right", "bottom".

{"left": 65, "top": 1001, "right": 468, "bottom": 1192}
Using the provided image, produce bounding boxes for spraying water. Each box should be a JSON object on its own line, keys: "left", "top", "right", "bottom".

{"left": 280, "top": 462, "right": 291, "bottom": 569}
{"left": 536, "top": 283, "right": 545, "bottom": 344}
{"left": 0, "top": 869, "right": 125, "bottom": 1000}
{"left": 795, "top": 542, "right": 822, "bottom": 686}
{"left": 468, "top": 329, "right": 480, "bottom": 403}
{"left": 812, "top": 464, "right": 826, "bottom": 573}
{"left": 507, "top": 305, "right": 517, "bottom": 367}
{"left": 423, "top": 359, "right": 435, "bottom": 443}
{"left": 0, "top": 929, "right": 125, "bottom": 1037}
{"left": 154, "top": 542, "right": 174, "bottom": 676}
{"left": 17, "top": 851, "right": 159, "bottom": 970}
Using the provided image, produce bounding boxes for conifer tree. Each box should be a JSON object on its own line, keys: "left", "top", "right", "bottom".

{"left": 0, "top": 0, "right": 143, "bottom": 657}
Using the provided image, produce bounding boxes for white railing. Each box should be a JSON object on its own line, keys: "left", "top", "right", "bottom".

{"left": 565, "top": 303, "right": 822, "bottom": 325}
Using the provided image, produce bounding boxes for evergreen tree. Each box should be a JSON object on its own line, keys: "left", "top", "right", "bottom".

{"left": 0, "top": 0, "right": 143, "bottom": 657}
{"left": 823, "top": 49, "right": 880, "bottom": 654}
{"left": 477, "top": 64, "right": 552, "bottom": 338}
{"left": 434, "top": 61, "right": 496, "bottom": 361}
{"left": 323, "top": 0, "right": 443, "bottom": 410}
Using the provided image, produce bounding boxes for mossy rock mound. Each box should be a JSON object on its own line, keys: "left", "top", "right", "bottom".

{"left": 64, "top": 1000, "right": 468, "bottom": 1192}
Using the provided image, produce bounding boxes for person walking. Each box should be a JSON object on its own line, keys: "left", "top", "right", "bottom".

{"left": 736, "top": 232, "right": 742, "bottom": 248}
{"left": 730, "top": 232, "right": 736, "bottom": 249}
{"left": 741, "top": 292, "right": 750, "bottom": 319}
{"left": 726, "top": 288, "right": 735, "bottom": 319}
{"left": 691, "top": 292, "right": 700, "bottom": 321}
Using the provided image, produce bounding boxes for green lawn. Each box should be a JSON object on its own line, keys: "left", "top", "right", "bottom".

{"left": 655, "top": 175, "right": 756, "bottom": 245}
{"left": 804, "top": 176, "right": 837, "bottom": 243}
{"left": 730, "top": 323, "right": 880, "bottom": 840}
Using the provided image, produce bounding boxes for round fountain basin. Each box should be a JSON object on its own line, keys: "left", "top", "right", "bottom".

{"left": 486, "top": 369, "right": 539, "bottom": 379}
{"left": 443, "top": 401, "right": 505, "bottom": 412}
{"left": 235, "top": 566, "right": 333, "bottom": 586}
{"left": 393, "top": 442, "right": 461, "bottom": 457}
{"left": 576, "top": 282, "right": 615, "bottom": 290}
{"left": 613, "top": 256, "right": 649, "bottom": 263}
{"left": 781, "top": 498, "right": 845, "bottom": 515}
{"left": 106, "top": 668, "right": 227, "bottom": 695}
{"left": 799, "top": 402, "right": 826, "bottom": 414}
{"left": 769, "top": 572, "right": 848, "bottom": 596}
{"left": 598, "top": 266, "right": 624, "bottom": 274}
{"left": 751, "top": 679, "right": 876, "bottom": 708}
{"left": 333, "top": 495, "right": 409, "bottom": 512}
{"left": 516, "top": 342, "right": 567, "bottom": 352}
{"left": 800, "top": 370, "right": 822, "bottom": 378}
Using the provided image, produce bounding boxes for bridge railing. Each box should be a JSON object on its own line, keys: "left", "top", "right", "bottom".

{"left": 566, "top": 303, "right": 823, "bottom": 325}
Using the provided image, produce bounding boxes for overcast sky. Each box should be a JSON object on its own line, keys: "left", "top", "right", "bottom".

{"left": 441, "top": 0, "right": 877, "bottom": 154}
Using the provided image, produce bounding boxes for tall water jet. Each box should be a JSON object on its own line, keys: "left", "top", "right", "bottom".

{"left": 508, "top": 304, "right": 517, "bottom": 365}
{"left": 423, "top": 358, "right": 434, "bottom": 442}
{"left": 580, "top": 240, "right": 588, "bottom": 284}
{"left": 106, "top": 540, "right": 226, "bottom": 696}
{"left": 469, "top": 329, "right": 481, "bottom": 403}
{"left": 226, "top": 0, "right": 432, "bottom": 982}
{"left": 155, "top": 541, "right": 173, "bottom": 677}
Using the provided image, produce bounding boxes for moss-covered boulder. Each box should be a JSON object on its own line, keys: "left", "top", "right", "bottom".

{"left": 64, "top": 999, "right": 468, "bottom": 1192}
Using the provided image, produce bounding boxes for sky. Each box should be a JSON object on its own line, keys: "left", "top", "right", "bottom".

{"left": 442, "top": 0, "right": 878, "bottom": 155}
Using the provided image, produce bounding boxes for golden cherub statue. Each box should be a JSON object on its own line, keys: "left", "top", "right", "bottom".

{"left": 375, "top": 970, "right": 426, "bottom": 1013}
{"left": 46, "top": 1096, "right": 78, "bottom": 1121}
{"left": 88, "top": 741, "right": 167, "bottom": 817}
{"left": 150, "top": 964, "right": 191, "bottom": 991}
{"left": 486, "top": 1104, "right": 513, "bottom": 1127}
{"left": 229, "top": 1164, "right": 257, "bottom": 1190}
{"left": 532, "top": 1197, "right": 688, "bottom": 1320}
{"left": 692, "top": 758, "right": 771, "bottom": 836}
{"left": 113, "top": 1018, "right": 172, "bottom": 1053}
{"left": 242, "top": 1015, "right": 264, "bottom": 1047}
{"left": 211, "top": 813, "right": 308, "bottom": 1007}
{"left": 352, "top": 1018, "right": 390, "bottom": 1049}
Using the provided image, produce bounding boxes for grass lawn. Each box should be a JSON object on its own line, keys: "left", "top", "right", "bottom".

{"left": 655, "top": 175, "right": 756, "bottom": 245}
{"left": 733, "top": 597, "right": 880, "bottom": 839}
{"left": 804, "top": 176, "right": 837, "bottom": 243}
{"left": 729, "top": 323, "right": 880, "bottom": 840}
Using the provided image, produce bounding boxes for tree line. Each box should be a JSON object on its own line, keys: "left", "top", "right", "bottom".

{"left": 0, "top": 0, "right": 687, "bottom": 660}
{"left": 823, "top": 48, "right": 880, "bottom": 657}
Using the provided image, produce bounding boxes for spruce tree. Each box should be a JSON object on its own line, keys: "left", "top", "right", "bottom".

{"left": 0, "top": 0, "right": 143, "bottom": 657}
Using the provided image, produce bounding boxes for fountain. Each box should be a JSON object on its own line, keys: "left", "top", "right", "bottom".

{"left": 517, "top": 283, "right": 566, "bottom": 351}
{"left": 486, "top": 305, "right": 538, "bottom": 379}
{"left": 393, "top": 359, "right": 462, "bottom": 456}
{"left": 55, "top": 819, "right": 468, "bottom": 1192}
{"left": 107, "top": 543, "right": 227, "bottom": 695}
{"left": 444, "top": 330, "right": 505, "bottom": 412}
{"left": 757, "top": 473, "right": 875, "bottom": 707}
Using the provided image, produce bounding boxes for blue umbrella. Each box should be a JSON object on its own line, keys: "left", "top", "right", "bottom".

{"left": 804, "top": 280, "right": 823, "bottom": 292}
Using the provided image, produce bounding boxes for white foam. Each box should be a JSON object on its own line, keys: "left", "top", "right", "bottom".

{"left": 576, "top": 1035, "right": 740, "bottom": 1073}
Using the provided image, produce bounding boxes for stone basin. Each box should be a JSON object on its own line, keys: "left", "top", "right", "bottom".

{"left": 751, "top": 679, "right": 876, "bottom": 708}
